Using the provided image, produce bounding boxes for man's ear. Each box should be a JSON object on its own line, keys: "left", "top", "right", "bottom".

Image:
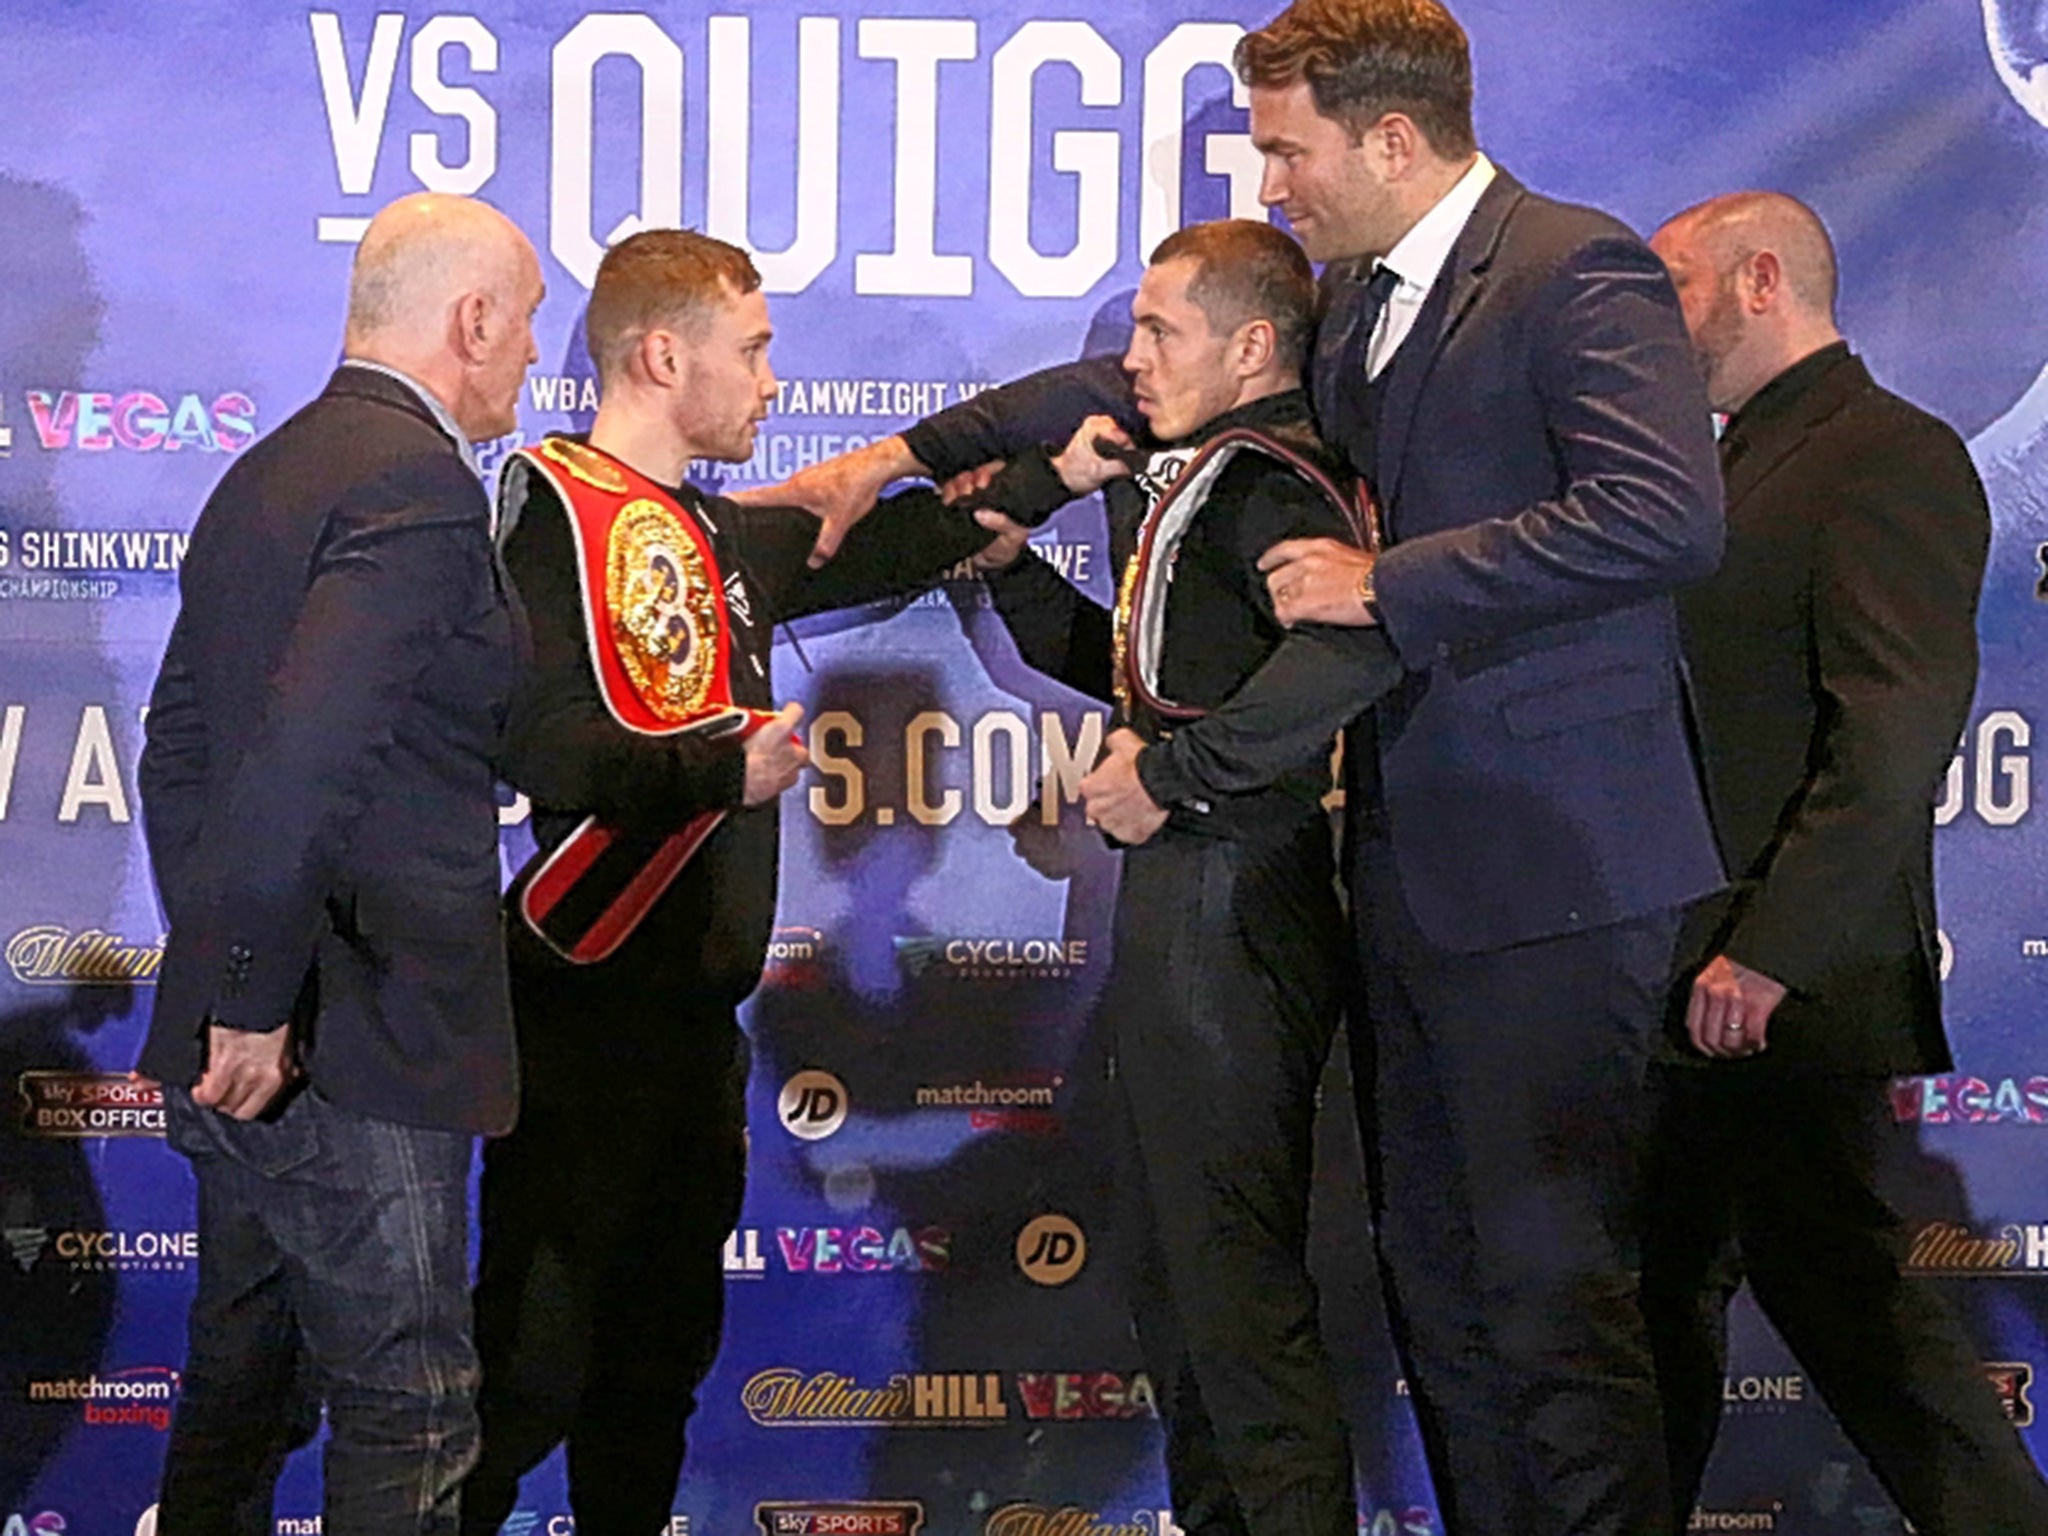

{"left": 1745, "top": 251, "right": 1783, "bottom": 314}
{"left": 452, "top": 291, "right": 493, "bottom": 365}
{"left": 639, "top": 328, "right": 682, "bottom": 387}
{"left": 1369, "top": 112, "right": 1423, "bottom": 178}
{"left": 1234, "top": 317, "right": 1277, "bottom": 380}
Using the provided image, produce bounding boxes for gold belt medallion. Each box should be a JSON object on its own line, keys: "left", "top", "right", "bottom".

{"left": 606, "top": 498, "right": 721, "bottom": 722}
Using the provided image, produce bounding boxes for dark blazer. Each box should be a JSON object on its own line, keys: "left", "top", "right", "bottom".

{"left": 138, "top": 365, "right": 523, "bottom": 1135}
{"left": 1676, "top": 345, "right": 1985, "bottom": 1075}
{"left": 905, "top": 169, "right": 1726, "bottom": 955}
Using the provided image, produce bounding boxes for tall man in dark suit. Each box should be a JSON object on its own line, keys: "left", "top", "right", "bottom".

{"left": 137, "top": 192, "right": 543, "bottom": 1535}
{"left": 762, "top": 6, "right": 1724, "bottom": 1532}
{"left": 1641, "top": 192, "right": 2048, "bottom": 1536}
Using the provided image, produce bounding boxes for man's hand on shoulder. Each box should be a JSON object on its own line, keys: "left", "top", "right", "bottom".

{"left": 1260, "top": 538, "right": 1380, "bottom": 628}
{"left": 192, "top": 1022, "right": 298, "bottom": 1121}
{"left": 1686, "top": 953, "right": 1788, "bottom": 1060}
{"left": 731, "top": 435, "right": 926, "bottom": 568}
{"left": 743, "top": 702, "right": 810, "bottom": 806}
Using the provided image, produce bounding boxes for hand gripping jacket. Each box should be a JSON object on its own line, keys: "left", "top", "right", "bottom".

{"left": 1109, "top": 425, "right": 1374, "bottom": 725}
{"left": 503, "top": 436, "right": 781, "bottom": 964}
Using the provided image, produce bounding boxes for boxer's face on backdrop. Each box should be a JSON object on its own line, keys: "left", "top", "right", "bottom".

{"left": 1249, "top": 79, "right": 1391, "bottom": 263}
{"left": 1987, "top": 0, "right": 2048, "bottom": 126}
{"left": 677, "top": 282, "right": 777, "bottom": 463}
{"left": 1123, "top": 256, "right": 1246, "bottom": 442}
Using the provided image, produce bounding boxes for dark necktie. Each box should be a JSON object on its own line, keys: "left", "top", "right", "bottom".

{"left": 1356, "top": 261, "right": 1404, "bottom": 380}
{"left": 1340, "top": 263, "right": 1406, "bottom": 486}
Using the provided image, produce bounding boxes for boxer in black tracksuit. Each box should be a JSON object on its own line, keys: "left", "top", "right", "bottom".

{"left": 963, "top": 378, "right": 1400, "bottom": 1534}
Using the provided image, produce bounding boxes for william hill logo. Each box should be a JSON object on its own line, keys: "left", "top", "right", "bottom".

{"left": 1905, "top": 1221, "right": 2048, "bottom": 1274}
{"left": 6, "top": 926, "right": 163, "bottom": 985}
{"left": 741, "top": 1370, "right": 1005, "bottom": 1427}
{"left": 982, "top": 1508, "right": 1159, "bottom": 1536}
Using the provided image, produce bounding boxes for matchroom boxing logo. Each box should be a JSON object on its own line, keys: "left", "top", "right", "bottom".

{"left": 1016, "top": 1214, "right": 1086, "bottom": 1287}
{"left": 779, "top": 1069, "right": 848, "bottom": 1140}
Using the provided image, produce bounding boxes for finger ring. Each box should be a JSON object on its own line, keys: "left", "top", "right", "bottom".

{"left": 1723, "top": 1021, "right": 1746, "bottom": 1036}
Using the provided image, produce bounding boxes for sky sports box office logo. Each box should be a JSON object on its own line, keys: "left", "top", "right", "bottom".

{"left": 16, "top": 1072, "right": 164, "bottom": 1137}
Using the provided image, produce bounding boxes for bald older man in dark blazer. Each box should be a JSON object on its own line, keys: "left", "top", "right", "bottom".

{"left": 1643, "top": 191, "right": 2048, "bottom": 1536}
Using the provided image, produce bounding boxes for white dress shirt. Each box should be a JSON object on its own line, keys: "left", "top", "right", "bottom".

{"left": 1365, "top": 153, "right": 1498, "bottom": 381}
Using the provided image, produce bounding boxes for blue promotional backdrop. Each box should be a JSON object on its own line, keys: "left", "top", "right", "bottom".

{"left": 6, "top": 3, "right": 2048, "bottom": 1533}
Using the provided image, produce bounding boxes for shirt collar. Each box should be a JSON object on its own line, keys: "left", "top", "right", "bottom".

{"left": 1722, "top": 340, "right": 1854, "bottom": 449}
{"left": 340, "top": 358, "right": 481, "bottom": 477}
{"left": 1378, "top": 152, "right": 1497, "bottom": 296}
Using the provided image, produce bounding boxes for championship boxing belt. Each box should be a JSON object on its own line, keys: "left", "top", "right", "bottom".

{"left": 505, "top": 436, "right": 779, "bottom": 965}
{"left": 1112, "top": 426, "right": 1373, "bottom": 723}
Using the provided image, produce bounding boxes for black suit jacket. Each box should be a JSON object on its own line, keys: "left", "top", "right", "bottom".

{"left": 138, "top": 365, "right": 523, "bottom": 1134}
{"left": 906, "top": 170, "right": 1726, "bottom": 954}
{"left": 1676, "top": 345, "right": 1986, "bottom": 1075}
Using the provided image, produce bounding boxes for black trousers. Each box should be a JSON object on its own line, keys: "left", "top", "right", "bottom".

{"left": 1108, "top": 816, "right": 1355, "bottom": 1536}
{"left": 1351, "top": 837, "right": 1678, "bottom": 1536}
{"left": 460, "top": 967, "right": 746, "bottom": 1536}
{"left": 1642, "top": 1060, "right": 2048, "bottom": 1535}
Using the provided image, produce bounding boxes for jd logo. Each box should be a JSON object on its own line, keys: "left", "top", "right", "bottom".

{"left": 1016, "top": 1213, "right": 1086, "bottom": 1287}
{"left": 779, "top": 1070, "right": 848, "bottom": 1141}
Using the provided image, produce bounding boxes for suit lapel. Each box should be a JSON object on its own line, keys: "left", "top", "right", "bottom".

{"left": 1722, "top": 355, "right": 1870, "bottom": 514}
{"left": 1379, "top": 172, "right": 1525, "bottom": 520}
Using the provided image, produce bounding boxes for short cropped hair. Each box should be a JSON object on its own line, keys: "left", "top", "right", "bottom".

{"left": 1236, "top": 0, "right": 1477, "bottom": 158}
{"left": 1149, "top": 220, "right": 1318, "bottom": 374}
{"left": 585, "top": 230, "right": 761, "bottom": 384}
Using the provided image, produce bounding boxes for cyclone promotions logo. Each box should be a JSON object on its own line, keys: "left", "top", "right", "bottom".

{"left": 1015, "top": 1371, "right": 1158, "bottom": 1420}
{"left": 1016, "top": 1213, "right": 1087, "bottom": 1287}
{"left": 5, "top": 1226, "right": 49, "bottom": 1272}
{"left": 6, "top": 1228, "right": 197, "bottom": 1275}
{"left": 26, "top": 1366, "right": 181, "bottom": 1431}
{"left": 21, "top": 388, "right": 256, "bottom": 453}
{"left": 17, "top": 1072, "right": 165, "bottom": 1137}
{"left": 779, "top": 1069, "right": 848, "bottom": 1140}
{"left": 916, "top": 1074, "right": 1062, "bottom": 1135}
{"left": 1986, "top": 1361, "right": 2038, "bottom": 1426}
{"left": 740, "top": 1369, "right": 1007, "bottom": 1427}
{"left": 1906, "top": 1220, "right": 2048, "bottom": 1274}
{"left": 6, "top": 925, "right": 164, "bottom": 985}
{"left": 774, "top": 1225, "right": 950, "bottom": 1275}
{"left": 893, "top": 935, "right": 1091, "bottom": 982}
{"left": 763, "top": 926, "right": 828, "bottom": 989}
{"left": 755, "top": 1502, "right": 927, "bottom": 1535}
{"left": 1893, "top": 1075, "right": 2048, "bottom": 1125}
{"left": 1719, "top": 1373, "right": 1806, "bottom": 1417}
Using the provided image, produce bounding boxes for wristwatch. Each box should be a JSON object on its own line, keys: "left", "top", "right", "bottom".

{"left": 1356, "top": 565, "right": 1380, "bottom": 623}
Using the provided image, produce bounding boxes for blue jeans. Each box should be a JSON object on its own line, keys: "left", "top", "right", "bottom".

{"left": 159, "top": 1084, "right": 478, "bottom": 1536}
